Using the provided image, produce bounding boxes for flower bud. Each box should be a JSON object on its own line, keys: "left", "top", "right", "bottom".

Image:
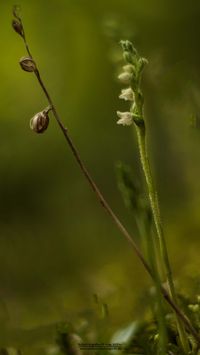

{"left": 19, "top": 57, "right": 36, "bottom": 72}
{"left": 120, "top": 40, "right": 137, "bottom": 55}
{"left": 123, "top": 64, "right": 135, "bottom": 73}
{"left": 30, "top": 110, "right": 49, "bottom": 133}
{"left": 12, "top": 19, "right": 23, "bottom": 37}
{"left": 123, "top": 51, "right": 134, "bottom": 64}
{"left": 118, "top": 72, "right": 132, "bottom": 84}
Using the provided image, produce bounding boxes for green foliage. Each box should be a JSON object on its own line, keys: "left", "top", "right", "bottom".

{"left": 52, "top": 296, "right": 200, "bottom": 354}
{"left": 116, "top": 161, "right": 152, "bottom": 236}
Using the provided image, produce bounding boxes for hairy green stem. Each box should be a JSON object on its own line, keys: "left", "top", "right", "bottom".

{"left": 145, "top": 226, "right": 168, "bottom": 354}
{"left": 134, "top": 118, "right": 190, "bottom": 353}
{"left": 135, "top": 210, "right": 167, "bottom": 353}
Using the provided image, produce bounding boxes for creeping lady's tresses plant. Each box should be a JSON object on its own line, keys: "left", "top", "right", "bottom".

{"left": 12, "top": 6, "right": 200, "bottom": 354}
{"left": 116, "top": 41, "right": 191, "bottom": 353}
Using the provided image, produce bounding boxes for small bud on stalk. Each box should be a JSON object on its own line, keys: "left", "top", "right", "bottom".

{"left": 19, "top": 57, "right": 37, "bottom": 72}
{"left": 30, "top": 108, "right": 51, "bottom": 134}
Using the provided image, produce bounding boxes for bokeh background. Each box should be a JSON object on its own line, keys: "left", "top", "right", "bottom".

{"left": 1, "top": 0, "right": 200, "bottom": 351}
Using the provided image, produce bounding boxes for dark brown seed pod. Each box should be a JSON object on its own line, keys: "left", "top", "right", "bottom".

{"left": 12, "top": 19, "right": 23, "bottom": 37}
{"left": 30, "top": 111, "right": 49, "bottom": 134}
{"left": 19, "top": 57, "right": 36, "bottom": 72}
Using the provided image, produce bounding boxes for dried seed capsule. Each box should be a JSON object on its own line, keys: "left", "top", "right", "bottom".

{"left": 12, "top": 19, "right": 23, "bottom": 37}
{"left": 19, "top": 57, "right": 36, "bottom": 72}
{"left": 30, "top": 111, "right": 49, "bottom": 134}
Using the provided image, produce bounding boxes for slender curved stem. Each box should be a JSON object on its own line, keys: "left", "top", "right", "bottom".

{"left": 134, "top": 122, "right": 190, "bottom": 353}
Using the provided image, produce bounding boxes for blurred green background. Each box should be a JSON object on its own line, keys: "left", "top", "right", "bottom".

{"left": 1, "top": 0, "right": 200, "bottom": 350}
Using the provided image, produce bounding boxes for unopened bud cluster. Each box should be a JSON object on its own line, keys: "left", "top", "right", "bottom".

{"left": 116, "top": 40, "right": 148, "bottom": 127}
